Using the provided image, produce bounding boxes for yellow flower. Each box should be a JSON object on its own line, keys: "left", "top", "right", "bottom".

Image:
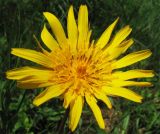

{"left": 6, "top": 5, "right": 154, "bottom": 131}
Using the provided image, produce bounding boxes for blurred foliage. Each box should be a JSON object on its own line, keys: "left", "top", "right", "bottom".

{"left": 0, "top": 0, "right": 160, "bottom": 133}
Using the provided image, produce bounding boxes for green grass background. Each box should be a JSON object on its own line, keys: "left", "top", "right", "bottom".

{"left": 0, "top": 0, "right": 160, "bottom": 133}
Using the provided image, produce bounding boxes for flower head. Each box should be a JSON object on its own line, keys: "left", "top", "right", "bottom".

{"left": 6, "top": 5, "right": 154, "bottom": 131}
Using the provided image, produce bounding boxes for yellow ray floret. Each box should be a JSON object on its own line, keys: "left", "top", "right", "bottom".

{"left": 41, "top": 24, "right": 59, "bottom": 50}
{"left": 102, "top": 87, "right": 143, "bottom": 103}
{"left": 112, "top": 49, "right": 152, "bottom": 69}
{"left": 112, "top": 69, "right": 154, "bottom": 80}
{"left": 11, "top": 48, "right": 53, "bottom": 68}
{"left": 43, "top": 12, "right": 67, "bottom": 47}
{"left": 78, "top": 5, "right": 88, "bottom": 49}
{"left": 96, "top": 17, "right": 119, "bottom": 49}
{"left": 69, "top": 96, "right": 83, "bottom": 131}
{"left": 85, "top": 94, "right": 105, "bottom": 129}
{"left": 67, "top": 5, "right": 78, "bottom": 54}
{"left": 6, "top": 5, "right": 154, "bottom": 131}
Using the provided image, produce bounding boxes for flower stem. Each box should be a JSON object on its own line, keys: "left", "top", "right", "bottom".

{"left": 57, "top": 108, "right": 69, "bottom": 134}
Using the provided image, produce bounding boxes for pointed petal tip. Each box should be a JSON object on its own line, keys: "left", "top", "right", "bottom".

{"left": 123, "top": 25, "right": 132, "bottom": 32}
{"left": 63, "top": 102, "right": 68, "bottom": 109}
{"left": 115, "top": 17, "right": 120, "bottom": 23}
{"left": 143, "top": 82, "right": 154, "bottom": 87}
{"left": 70, "top": 126, "right": 76, "bottom": 132}
{"left": 11, "top": 48, "right": 15, "bottom": 51}
{"left": 137, "top": 96, "right": 143, "bottom": 103}
{"left": 148, "top": 49, "right": 152, "bottom": 56}
{"left": 138, "top": 98, "right": 143, "bottom": 103}
{"left": 126, "top": 25, "right": 132, "bottom": 29}
{"left": 80, "top": 4, "right": 87, "bottom": 7}
{"left": 43, "top": 12, "right": 54, "bottom": 19}
{"left": 68, "top": 6, "right": 74, "bottom": 14}
{"left": 112, "top": 17, "right": 119, "bottom": 28}
{"left": 142, "top": 49, "right": 152, "bottom": 58}
{"left": 100, "top": 125, "right": 105, "bottom": 129}
{"left": 108, "top": 104, "right": 112, "bottom": 109}
{"left": 5, "top": 71, "right": 15, "bottom": 80}
{"left": 129, "top": 39, "right": 134, "bottom": 46}
{"left": 98, "top": 120, "right": 105, "bottom": 129}
{"left": 151, "top": 71, "right": 155, "bottom": 77}
{"left": 116, "top": 16, "right": 120, "bottom": 20}
{"left": 5, "top": 71, "right": 10, "bottom": 79}
{"left": 43, "top": 12, "right": 49, "bottom": 16}
{"left": 33, "top": 100, "right": 40, "bottom": 107}
{"left": 129, "top": 38, "right": 134, "bottom": 43}
{"left": 69, "top": 5, "right": 73, "bottom": 9}
{"left": 130, "top": 95, "right": 143, "bottom": 103}
{"left": 79, "top": 4, "right": 88, "bottom": 11}
{"left": 11, "top": 48, "right": 18, "bottom": 55}
{"left": 43, "top": 12, "right": 47, "bottom": 17}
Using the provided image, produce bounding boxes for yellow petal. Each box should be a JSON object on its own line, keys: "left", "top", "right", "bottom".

{"left": 96, "top": 18, "right": 119, "bottom": 49}
{"left": 17, "top": 81, "right": 53, "bottom": 89}
{"left": 67, "top": 5, "right": 78, "bottom": 54}
{"left": 69, "top": 96, "right": 83, "bottom": 131}
{"left": 43, "top": 12, "right": 67, "bottom": 47}
{"left": 107, "top": 25, "right": 132, "bottom": 52}
{"left": 94, "top": 90, "right": 112, "bottom": 109}
{"left": 11, "top": 48, "right": 53, "bottom": 68}
{"left": 78, "top": 5, "right": 89, "bottom": 50}
{"left": 85, "top": 94, "right": 105, "bottom": 129}
{"left": 85, "top": 30, "right": 92, "bottom": 49}
{"left": 33, "top": 34, "right": 49, "bottom": 55}
{"left": 112, "top": 49, "right": 152, "bottom": 69}
{"left": 6, "top": 66, "right": 53, "bottom": 80}
{"left": 102, "top": 86, "right": 143, "bottom": 103}
{"left": 108, "top": 39, "right": 134, "bottom": 60}
{"left": 41, "top": 24, "right": 59, "bottom": 50}
{"left": 33, "top": 84, "right": 66, "bottom": 106}
{"left": 110, "top": 80, "right": 153, "bottom": 87}
{"left": 11, "top": 67, "right": 54, "bottom": 89}
{"left": 63, "top": 90, "right": 76, "bottom": 109}
{"left": 112, "top": 70, "right": 154, "bottom": 80}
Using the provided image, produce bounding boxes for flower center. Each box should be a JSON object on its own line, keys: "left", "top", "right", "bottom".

{"left": 51, "top": 46, "right": 113, "bottom": 95}
{"left": 77, "top": 65, "right": 87, "bottom": 79}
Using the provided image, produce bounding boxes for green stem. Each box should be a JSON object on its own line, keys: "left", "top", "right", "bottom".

{"left": 57, "top": 108, "right": 69, "bottom": 134}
